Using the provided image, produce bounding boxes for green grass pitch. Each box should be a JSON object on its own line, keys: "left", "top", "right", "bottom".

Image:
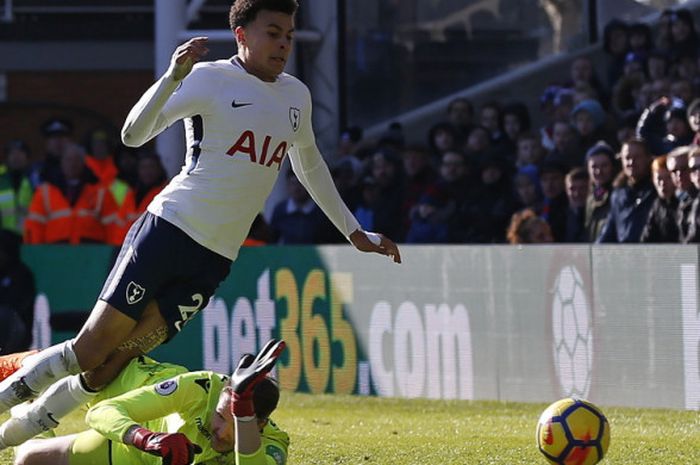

{"left": 1, "top": 393, "right": 698, "bottom": 464}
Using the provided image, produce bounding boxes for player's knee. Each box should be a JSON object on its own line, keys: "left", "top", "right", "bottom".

{"left": 82, "top": 351, "right": 136, "bottom": 391}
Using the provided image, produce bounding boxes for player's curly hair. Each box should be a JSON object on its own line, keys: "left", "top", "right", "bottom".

{"left": 229, "top": 0, "right": 299, "bottom": 31}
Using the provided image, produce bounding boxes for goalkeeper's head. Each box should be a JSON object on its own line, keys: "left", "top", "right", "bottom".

{"left": 219, "top": 376, "right": 280, "bottom": 421}
{"left": 211, "top": 376, "right": 280, "bottom": 453}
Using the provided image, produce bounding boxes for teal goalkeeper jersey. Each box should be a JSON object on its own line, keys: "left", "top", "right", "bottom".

{"left": 85, "top": 370, "right": 289, "bottom": 465}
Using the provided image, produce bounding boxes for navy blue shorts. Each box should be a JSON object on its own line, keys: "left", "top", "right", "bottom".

{"left": 99, "top": 212, "right": 232, "bottom": 340}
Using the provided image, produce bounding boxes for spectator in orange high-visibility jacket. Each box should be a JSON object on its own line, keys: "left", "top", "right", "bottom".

{"left": 24, "top": 144, "right": 122, "bottom": 245}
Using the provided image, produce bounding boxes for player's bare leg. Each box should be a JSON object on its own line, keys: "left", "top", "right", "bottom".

{"left": 0, "top": 301, "right": 168, "bottom": 449}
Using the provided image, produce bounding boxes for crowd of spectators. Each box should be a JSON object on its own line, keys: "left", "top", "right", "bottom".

{"left": 315, "top": 8, "right": 700, "bottom": 246}
{"left": 2, "top": 119, "right": 167, "bottom": 247}
{"left": 4, "top": 9, "right": 700, "bottom": 248}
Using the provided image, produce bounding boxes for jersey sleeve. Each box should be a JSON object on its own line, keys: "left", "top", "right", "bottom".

{"left": 293, "top": 84, "right": 315, "bottom": 149}
{"left": 121, "top": 63, "right": 216, "bottom": 147}
{"left": 160, "top": 64, "right": 217, "bottom": 127}
{"left": 84, "top": 372, "right": 204, "bottom": 443}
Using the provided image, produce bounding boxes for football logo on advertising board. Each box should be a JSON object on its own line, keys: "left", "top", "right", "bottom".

{"left": 547, "top": 251, "right": 594, "bottom": 400}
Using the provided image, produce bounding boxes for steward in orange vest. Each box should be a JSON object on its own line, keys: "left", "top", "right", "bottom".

{"left": 24, "top": 144, "right": 123, "bottom": 245}
{"left": 84, "top": 129, "right": 119, "bottom": 187}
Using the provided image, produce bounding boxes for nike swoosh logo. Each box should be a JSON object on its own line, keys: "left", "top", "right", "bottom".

{"left": 231, "top": 100, "right": 253, "bottom": 108}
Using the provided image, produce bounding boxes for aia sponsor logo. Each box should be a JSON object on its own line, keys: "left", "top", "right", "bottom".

{"left": 226, "top": 130, "right": 288, "bottom": 171}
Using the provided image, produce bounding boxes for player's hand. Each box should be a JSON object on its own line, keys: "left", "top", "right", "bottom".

{"left": 168, "top": 37, "right": 209, "bottom": 81}
{"left": 230, "top": 339, "right": 286, "bottom": 418}
{"left": 349, "top": 230, "right": 402, "bottom": 264}
{"left": 130, "top": 427, "right": 202, "bottom": 465}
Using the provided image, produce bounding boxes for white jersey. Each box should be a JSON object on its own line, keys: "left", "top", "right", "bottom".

{"left": 146, "top": 57, "right": 315, "bottom": 260}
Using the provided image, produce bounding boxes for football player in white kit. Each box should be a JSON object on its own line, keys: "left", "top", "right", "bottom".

{"left": 0, "top": 0, "right": 401, "bottom": 451}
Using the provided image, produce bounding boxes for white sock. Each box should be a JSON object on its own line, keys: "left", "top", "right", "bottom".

{"left": 0, "top": 375, "right": 96, "bottom": 449}
{"left": 22, "top": 340, "right": 81, "bottom": 393}
{"left": 0, "top": 340, "right": 81, "bottom": 414}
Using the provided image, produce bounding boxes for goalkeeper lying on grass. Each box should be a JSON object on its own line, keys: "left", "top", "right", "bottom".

{"left": 9, "top": 339, "right": 287, "bottom": 465}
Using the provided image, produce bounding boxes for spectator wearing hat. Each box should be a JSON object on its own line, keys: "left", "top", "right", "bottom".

{"left": 584, "top": 141, "right": 618, "bottom": 241}
{"left": 641, "top": 155, "right": 680, "bottom": 243}
{"left": 564, "top": 167, "right": 590, "bottom": 242}
{"left": 28, "top": 118, "right": 74, "bottom": 189}
{"left": 0, "top": 230, "right": 36, "bottom": 355}
{"left": 596, "top": 138, "right": 656, "bottom": 243}
{"left": 0, "top": 141, "right": 33, "bottom": 234}
{"left": 23, "top": 143, "right": 122, "bottom": 245}
{"left": 637, "top": 96, "right": 694, "bottom": 156}
{"left": 602, "top": 19, "right": 629, "bottom": 87}
{"left": 571, "top": 99, "right": 612, "bottom": 162}
{"left": 539, "top": 86, "right": 576, "bottom": 152}
{"left": 513, "top": 164, "right": 543, "bottom": 214}
{"left": 539, "top": 160, "right": 569, "bottom": 242}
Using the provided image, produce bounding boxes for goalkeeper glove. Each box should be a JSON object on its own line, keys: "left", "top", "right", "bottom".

{"left": 230, "top": 339, "right": 286, "bottom": 419}
{"left": 130, "top": 427, "right": 202, "bottom": 465}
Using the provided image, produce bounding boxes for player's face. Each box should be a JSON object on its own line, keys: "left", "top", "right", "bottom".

{"left": 210, "top": 391, "right": 235, "bottom": 453}
{"left": 237, "top": 10, "right": 295, "bottom": 81}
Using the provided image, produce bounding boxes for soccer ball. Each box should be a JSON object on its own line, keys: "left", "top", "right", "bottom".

{"left": 536, "top": 398, "right": 610, "bottom": 465}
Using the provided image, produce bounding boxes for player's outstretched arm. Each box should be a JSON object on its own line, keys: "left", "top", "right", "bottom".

{"left": 288, "top": 144, "right": 401, "bottom": 263}
{"left": 230, "top": 340, "right": 286, "bottom": 456}
{"left": 121, "top": 37, "right": 209, "bottom": 147}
